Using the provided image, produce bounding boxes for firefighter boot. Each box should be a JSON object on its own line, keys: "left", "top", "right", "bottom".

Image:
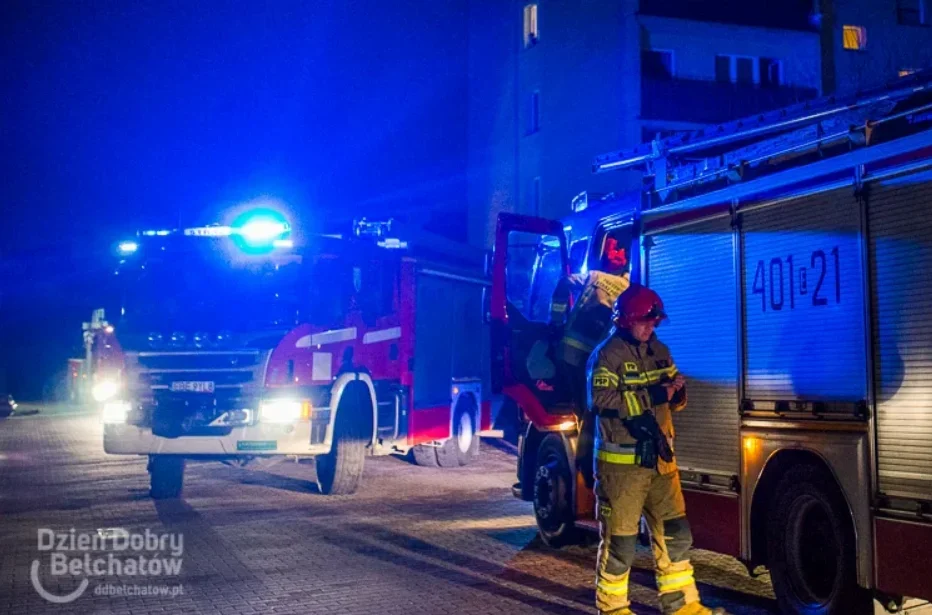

{"left": 665, "top": 603, "right": 730, "bottom": 615}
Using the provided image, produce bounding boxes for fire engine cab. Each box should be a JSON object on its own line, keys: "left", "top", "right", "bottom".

{"left": 97, "top": 211, "right": 493, "bottom": 498}
{"left": 493, "top": 71, "right": 932, "bottom": 614}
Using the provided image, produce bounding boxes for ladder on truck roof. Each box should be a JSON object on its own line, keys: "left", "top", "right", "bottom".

{"left": 593, "top": 69, "right": 932, "bottom": 208}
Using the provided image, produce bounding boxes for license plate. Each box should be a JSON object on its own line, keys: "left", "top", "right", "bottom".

{"left": 170, "top": 381, "right": 215, "bottom": 393}
{"left": 237, "top": 440, "right": 277, "bottom": 452}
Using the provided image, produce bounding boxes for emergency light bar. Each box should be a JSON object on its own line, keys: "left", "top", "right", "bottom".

{"left": 132, "top": 209, "right": 294, "bottom": 255}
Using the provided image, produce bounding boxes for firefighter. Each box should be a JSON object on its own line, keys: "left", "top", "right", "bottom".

{"left": 587, "top": 284, "right": 728, "bottom": 615}
{"left": 550, "top": 236, "right": 630, "bottom": 410}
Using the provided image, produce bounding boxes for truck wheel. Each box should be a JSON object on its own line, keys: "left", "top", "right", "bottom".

{"left": 411, "top": 444, "right": 440, "bottom": 467}
{"left": 534, "top": 434, "right": 578, "bottom": 547}
{"left": 436, "top": 400, "right": 479, "bottom": 468}
{"left": 149, "top": 455, "right": 185, "bottom": 500}
{"left": 316, "top": 385, "right": 369, "bottom": 495}
{"left": 767, "top": 464, "right": 872, "bottom": 615}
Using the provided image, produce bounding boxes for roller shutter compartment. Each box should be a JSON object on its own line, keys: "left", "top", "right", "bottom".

{"left": 868, "top": 172, "right": 932, "bottom": 501}
{"left": 741, "top": 189, "right": 867, "bottom": 406}
{"left": 646, "top": 216, "right": 740, "bottom": 476}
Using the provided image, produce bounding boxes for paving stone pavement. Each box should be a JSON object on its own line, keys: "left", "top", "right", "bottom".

{"left": 0, "top": 409, "right": 778, "bottom": 614}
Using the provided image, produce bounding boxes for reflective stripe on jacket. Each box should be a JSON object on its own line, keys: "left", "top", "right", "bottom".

{"left": 588, "top": 331, "right": 687, "bottom": 474}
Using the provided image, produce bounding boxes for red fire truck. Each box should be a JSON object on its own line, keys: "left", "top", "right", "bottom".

{"left": 97, "top": 212, "right": 493, "bottom": 498}
{"left": 494, "top": 72, "right": 932, "bottom": 614}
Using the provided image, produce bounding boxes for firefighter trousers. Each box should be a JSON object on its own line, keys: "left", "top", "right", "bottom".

{"left": 594, "top": 464, "right": 701, "bottom": 615}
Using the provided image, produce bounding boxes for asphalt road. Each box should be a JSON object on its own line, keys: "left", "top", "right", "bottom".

{"left": 0, "top": 406, "right": 779, "bottom": 614}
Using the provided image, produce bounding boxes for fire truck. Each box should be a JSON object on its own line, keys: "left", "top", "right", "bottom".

{"left": 97, "top": 210, "right": 493, "bottom": 498}
{"left": 494, "top": 71, "right": 932, "bottom": 614}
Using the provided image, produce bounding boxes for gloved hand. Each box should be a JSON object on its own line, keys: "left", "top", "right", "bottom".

{"left": 625, "top": 411, "right": 674, "bottom": 467}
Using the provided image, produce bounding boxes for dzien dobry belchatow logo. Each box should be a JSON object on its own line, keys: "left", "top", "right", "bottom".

{"left": 31, "top": 528, "right": 183, "bottom": 604}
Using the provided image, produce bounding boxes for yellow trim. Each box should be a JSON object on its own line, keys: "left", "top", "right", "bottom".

{"left": 596, "top": 581, "right": 629, "bottom": 596}
{"left": 596, "top": 449, "right": 638, "bottom": 465}
{"left": 657, "top": 569, "right": 695, "bottom": 591}
{"left": 622, "top": 374, "right": 648, "bottom": 385}
{"left": 564, "top": 337, "right": 594, "bottom": 352}
{"left": 593, "top": 368, "right": 620, "bottom": 388}
{"left": 624, "top": 391, "right": 642, "bottom": 416}
{"left": 645, "top": 366, "right": 678, "bottom": 383}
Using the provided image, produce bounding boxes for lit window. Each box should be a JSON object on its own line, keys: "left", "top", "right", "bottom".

{"left": 843, "top": 25, "right": 867, "bottom": 50}
{"left": 899, "top": 68, "right": 918, "bottom": 77}
{"left": 524, "top": 4, "right": 539, "bottom": 48}
{"left": 528, "top": 90, "right": 540, "bottom": 134}
{"left": 898, "top": 0, "right": 928, "bottom": 25}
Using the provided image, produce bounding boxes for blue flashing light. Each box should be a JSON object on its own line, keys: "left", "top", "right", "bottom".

{"left": 118, "top": 241, "right": 139, "bottom": 254}
{"left": 272, "top": 239, "right": 294, "bottom": 249}
{"left": 229, "top": 208, "right": 291, "bottom": 255}
{"left": 238, "top": 219, "right": 289, "bottom": 243}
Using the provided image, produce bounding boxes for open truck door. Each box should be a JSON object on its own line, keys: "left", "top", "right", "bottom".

{"left": 489, "top": 212, "right": 596, "bottom": 546}
{"left": 489, "top": 213, "right": 574, "bottom": 428}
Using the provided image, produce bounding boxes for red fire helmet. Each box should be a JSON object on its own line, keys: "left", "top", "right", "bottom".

{"left": 613, "top": 283, "right": 667, "bottom": 328}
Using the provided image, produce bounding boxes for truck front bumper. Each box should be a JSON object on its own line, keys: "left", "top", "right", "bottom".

{"left": 103, "top": 422, "right": 328, "bottom": 456}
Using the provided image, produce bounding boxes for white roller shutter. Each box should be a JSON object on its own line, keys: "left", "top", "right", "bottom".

{"left": 646, "top": 216, "right": 740, "bottom": 476}
{"left": 868, "top": 171, "right": 932, "bottom": 501}
{"left": 741, "top": 189, "right": 867, "bottom": 406}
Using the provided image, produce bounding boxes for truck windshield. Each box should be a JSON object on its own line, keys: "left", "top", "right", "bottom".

{"left": 118, "top": 246, "right": 305, "bottom": 334}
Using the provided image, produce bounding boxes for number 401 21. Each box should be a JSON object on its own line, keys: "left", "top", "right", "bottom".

{"left": 751, "top": 247, "right": 840, "bottom": 312}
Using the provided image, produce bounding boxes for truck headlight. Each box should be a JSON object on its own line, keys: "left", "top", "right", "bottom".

{"left": 259, "top": 399, "right": 306, "bottom": 424}
{"left": 102, "top": 401, "right": 132, "bottom": 424}
{"left": 92, "top": 379, "right": 120, "bottom": 402}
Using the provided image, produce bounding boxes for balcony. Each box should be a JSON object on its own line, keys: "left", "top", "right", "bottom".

{"left": 641, "top": 78, "right": 819, "bottom": 126}
{"left": 639, "top": 0, "right": 817, "bottom": 32}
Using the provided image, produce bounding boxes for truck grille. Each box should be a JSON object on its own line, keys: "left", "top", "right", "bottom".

{"left": 125, "top": 350, "right": 269, "bottom": 409}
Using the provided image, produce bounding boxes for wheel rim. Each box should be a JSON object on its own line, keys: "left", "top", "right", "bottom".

{"left": 786, "top": 494, "right": 841, "bottom": 605}
{"left": 457, "top": 411, "right": 474, "bottom": 454}
{"left": 534, "top": 455, "right": 565, "bottom": 531}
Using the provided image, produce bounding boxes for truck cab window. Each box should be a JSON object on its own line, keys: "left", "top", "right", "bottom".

{"left": 569, "top": 238, "right": 590, "bottom": 275}
{"left": 506, "top": 231, "right": 564, "bottom": 323}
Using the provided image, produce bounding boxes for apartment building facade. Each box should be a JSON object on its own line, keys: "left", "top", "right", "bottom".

{"left": 467, "top": 0, "right": 932, "bottom": 246}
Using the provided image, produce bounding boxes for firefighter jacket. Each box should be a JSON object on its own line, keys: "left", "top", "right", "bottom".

{"left": 587, "top": 330, "right": 687, "bottom": 475}
{"left": 552, "top": 271, "right": 630, "bottom": 367}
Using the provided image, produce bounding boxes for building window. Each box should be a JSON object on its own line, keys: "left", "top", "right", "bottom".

{"left": 530, "top": 177, "right": 541, "bottom": 216}
{"left": 759, "top": 58, "right": 783, "bottom": 87}
{"left": 898, "top": 0, "right": 928, "bottom": 25}
{"left": 642, "top": 49, "right": 675, "bottom": 80}
{"left": 528, "top": 90, "right": 540, "bottom": 134}
{"left": 843, "top": 25, "right": 867, "bottom": 50}
{"left": 715, "top": 55, "right": 765, "bottom": 85}
{"left": 899, "top": 68, "right": 919, "bottom": 77}
{"left": 524, "top": 4, "right": 539, "bottom": 47}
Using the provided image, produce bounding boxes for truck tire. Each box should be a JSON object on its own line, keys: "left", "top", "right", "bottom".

{"left": 149, "top": 455, "right": 184, "bottom": 500}
{"left": 316, "top": 384, "right": 369, "bottom": 495}
{"left": 533, "top": 433, "right": 578, "bottom": 547}
{"left": 767, "top": 464, "right": 872, "bottom": 615}
{"left": 436, "top": 400, "right": 479, "bottom": 468}
{"left": 411, "top": 444, "right": 440, "bottom": 467}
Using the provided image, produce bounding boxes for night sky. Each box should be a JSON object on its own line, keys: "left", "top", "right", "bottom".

{"left": 1, "top": 0, "right": 469, "bottom": 397}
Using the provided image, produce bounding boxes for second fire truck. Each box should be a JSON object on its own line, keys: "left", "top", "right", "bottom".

{"left": 95, "top": 211, "right": 494, "bottom": 498}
